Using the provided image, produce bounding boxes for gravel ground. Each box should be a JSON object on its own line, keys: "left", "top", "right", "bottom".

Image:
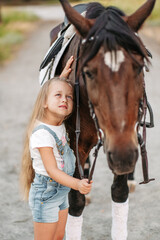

{"left": 0, "top": 5, "right": 160, "bottom": 240}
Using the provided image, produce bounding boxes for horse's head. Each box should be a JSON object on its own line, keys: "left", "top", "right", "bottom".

{"left": 59, "top": 0, "right": 155, "bottom": 175}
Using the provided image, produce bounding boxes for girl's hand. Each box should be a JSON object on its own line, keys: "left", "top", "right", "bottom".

{"left": 77, "top": 179, "right": 93, "bottom": 195}
{"left": 60, "top": 56, "right": 74, "bottom": 78}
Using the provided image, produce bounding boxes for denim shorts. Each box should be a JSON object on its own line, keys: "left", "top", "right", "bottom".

{"left": 29, "top": 173, "right": 70, "bottom": 223}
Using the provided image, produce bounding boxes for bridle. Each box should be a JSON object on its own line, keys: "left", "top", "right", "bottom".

{"left": 74, "top": 40, "right": 104, "bottom": 182}
{"left": 74, "top": 39, "right": 155, "bottom": 185}
{"left": 137, "top": 86, "right": 155, "bottom": 184}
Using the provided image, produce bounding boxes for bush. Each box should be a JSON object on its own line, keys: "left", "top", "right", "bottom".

{"left": 0, "top": 9, "right": 39, "bottom": 64}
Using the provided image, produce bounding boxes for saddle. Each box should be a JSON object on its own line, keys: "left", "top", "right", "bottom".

{"left": 39, "top": 4, "right": 88, "bottom": 86}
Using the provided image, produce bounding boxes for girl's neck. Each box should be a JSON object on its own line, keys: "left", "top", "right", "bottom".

{"left": 41, "top": 116, "right": 64, "bottom": 126}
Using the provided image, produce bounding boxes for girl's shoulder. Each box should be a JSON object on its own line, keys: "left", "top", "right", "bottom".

{"left": 30, "top": 122, "right": 68, "bottom": 149}
{"left": 32, "top": 122, "right": 66, "bottom": 140}
{"left": 44, "top": 122, "right": 66, "bottom": 135}
{"left": 30, "top": 123, "right": 57, "bottom": 149}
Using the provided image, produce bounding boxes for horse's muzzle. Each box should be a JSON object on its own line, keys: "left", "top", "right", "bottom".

{"left": 107, "top": 147, "right": 138, "bottom": 175}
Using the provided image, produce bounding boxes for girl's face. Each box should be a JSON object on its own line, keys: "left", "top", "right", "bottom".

{"left": 44, "top": 81, "right": 73, "bottom": 125}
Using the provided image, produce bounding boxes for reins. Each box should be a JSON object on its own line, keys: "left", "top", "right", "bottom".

{"left": 74, "top": 40, "right": 103, "bottom": 182}
{"left": 75, "top": 41, "right": 84, "bottom": 179}
{"left": 82, "top": 73, "right": 104, "bottom": 183}
{"left": 74, "top": 39, "right": 155, "bottom": 185}
{"left": 87, "top": 100, "right": 104, "bottom": 183}
{"left": 137, "top": 83, "right": 155, "bottom": 184}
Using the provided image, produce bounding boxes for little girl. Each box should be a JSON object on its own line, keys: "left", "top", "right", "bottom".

{"left": 20, "top": 58, "right": 92, "bottom": 240}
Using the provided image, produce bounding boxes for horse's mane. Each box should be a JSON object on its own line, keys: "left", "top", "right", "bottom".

{"left": 82, "top": 2, "right": 148, "bottom": 65}
{"left": 86, "top": 2, "right": 126, "bottom": 19}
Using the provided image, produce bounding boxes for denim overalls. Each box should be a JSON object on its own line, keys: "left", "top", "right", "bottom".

{"left": 29, "top": 124, "right": 76, "bottom": 223}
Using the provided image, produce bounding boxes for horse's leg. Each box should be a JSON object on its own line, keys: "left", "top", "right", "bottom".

{"left": 111, "top": 174, "right": 129, "bottom": 240}
{"left": 128, "top": 171, "right": 136, "bottom": 193}
{"left": 65, "top": 145, "right": 94, "bottom": 240}
{"left": 66, "top": 167, "right": 85, "bottom": 240}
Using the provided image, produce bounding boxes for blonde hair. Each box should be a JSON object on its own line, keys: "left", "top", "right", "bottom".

{"left": 20, "top": 77, "right": 73, "bottom": 200}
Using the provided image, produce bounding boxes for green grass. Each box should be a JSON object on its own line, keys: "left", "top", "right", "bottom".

{"left": 2, "top": 11, "right": 38, "bottom": 24}
{"left": 0, "top": 10, "right": 39, "bottom": 64}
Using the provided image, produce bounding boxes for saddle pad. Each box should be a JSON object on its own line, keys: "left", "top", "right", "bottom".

{"left": 39, "top": 32, "right": 75, "bottom": 86}
{"left": 39, "top": 4, "right": 87, "bottom": 86}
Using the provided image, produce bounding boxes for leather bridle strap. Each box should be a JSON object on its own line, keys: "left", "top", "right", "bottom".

{"left": 82, "top": 72, "right": 103, "bottom": 183}
{"left": 138, "top": 89, "right": 155, "bottom": 184}
{"left": 75, "top": 41, "right": 84, "bottom": 179}
{"left": 88, "top": 139, "right": 103, "bottom": 183}
{"left": 138, "top": 133, "right": 155, "bottom": 184}
{"left": 74, "top": 41, "right": 103, "bottom": 181}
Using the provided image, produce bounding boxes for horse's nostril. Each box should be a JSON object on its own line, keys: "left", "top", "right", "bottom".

{"left": 134, "top": 148, "right": 138, "bottom": 160}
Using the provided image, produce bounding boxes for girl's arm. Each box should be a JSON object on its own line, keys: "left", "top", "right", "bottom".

{"left": 39, "top": 147, "right": 92, "bottom": 195}
{"left": 60, "top": 56, "right": 74, "bottom": 78}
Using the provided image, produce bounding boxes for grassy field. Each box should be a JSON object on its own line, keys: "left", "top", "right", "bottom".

{"left": 0, "top": 9, "right": 39, "bottom": 64}
{"left": 0, "top": 0, "right": 159, "bottom": 64}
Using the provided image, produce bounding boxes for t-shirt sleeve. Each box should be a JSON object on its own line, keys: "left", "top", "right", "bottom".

{"left": 30, "top": 129, "right": 56, "bottom": 149}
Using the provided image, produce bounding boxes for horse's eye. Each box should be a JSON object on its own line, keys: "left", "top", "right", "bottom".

{"left": 84, "top": 70, "right": 94, "bottom": 80}
{"left": 133, "top": 64, "right": 143, "bottom": 76}
{"left": 137, "top": 66, "right": 143, "bottom": 75}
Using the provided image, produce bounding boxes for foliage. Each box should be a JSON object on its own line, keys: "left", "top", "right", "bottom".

{"left": 0, "top": 0, "right": 159, "bottom": 64}
{"left": 0, "top": 9, "right": 39, "bottom": 64}
{"left": 80, "top": 0, "right": 160, "bottom": 25}
{"left": 3, "top": 11, "right": 38, "bottom": 24}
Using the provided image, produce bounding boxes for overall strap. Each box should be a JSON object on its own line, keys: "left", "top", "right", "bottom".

{"left": 32, "top": 124, "right": 64, "bottom": 155}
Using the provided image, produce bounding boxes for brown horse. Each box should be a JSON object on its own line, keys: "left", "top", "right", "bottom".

{"left": 49, "top": 0, "right": 155, "bottom": 238}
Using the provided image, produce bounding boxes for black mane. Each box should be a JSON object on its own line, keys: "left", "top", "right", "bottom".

{"left": 82, "top": 2, "right": 147, "bottom": 65}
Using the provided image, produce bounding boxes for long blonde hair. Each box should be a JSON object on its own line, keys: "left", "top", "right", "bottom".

{"left": 20, "top": 77, "right": 73, "bottom": 200}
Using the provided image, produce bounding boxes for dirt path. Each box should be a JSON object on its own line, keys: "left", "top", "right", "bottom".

{"left": 0, "top": 20, "right": 61, "bottom": 240}
{"left": 0, "top": 8, "right": 160, "bottom": 240}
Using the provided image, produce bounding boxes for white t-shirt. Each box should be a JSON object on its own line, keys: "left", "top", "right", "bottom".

{"left": 30, "top": 122, "right": 67, "bottom": 177}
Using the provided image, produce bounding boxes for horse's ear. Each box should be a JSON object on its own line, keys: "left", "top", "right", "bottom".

{"left": 59, "top": 0, "right": 94, "bottom": 37}
{"left": 125, "top": 0, "right": 156, "bottom": 32}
